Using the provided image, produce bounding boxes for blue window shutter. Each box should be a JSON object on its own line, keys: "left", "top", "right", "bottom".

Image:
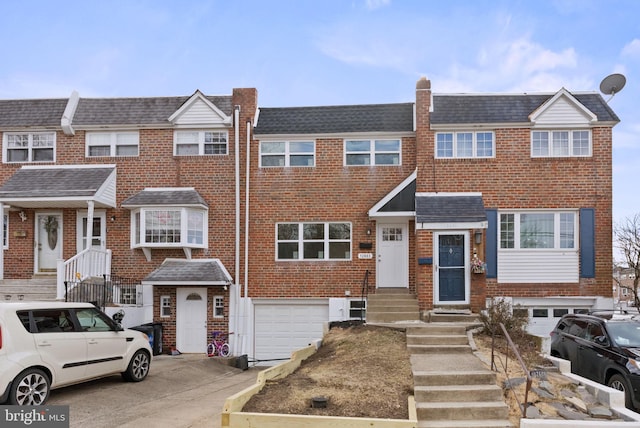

{"left": 486, "top": 209, "right": 497, "bottom": 278}
{"left": 579, "top": 208, "right": 595, "bottom": 278}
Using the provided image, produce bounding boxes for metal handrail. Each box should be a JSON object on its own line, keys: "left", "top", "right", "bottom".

{"left": 360, "top": 269, "right": 370, "bottom": 321}
{"left": 490, "top": 322, "right": 533, "bottom": 418}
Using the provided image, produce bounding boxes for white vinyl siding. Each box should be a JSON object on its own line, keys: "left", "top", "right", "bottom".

{"left": 497, "top": 250, "right": 579, "bottom": 283}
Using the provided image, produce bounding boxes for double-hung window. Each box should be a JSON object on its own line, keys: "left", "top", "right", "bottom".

{"left": 435, "top": 132, "right": 494, "bottom": 158}
{"left": 531, "top": 130, "right": 591, "bottom": 157}
{"left": 174, "top": 130, "right": 228, "bottom": 155}
{"left": 86, "top": 131, "right": 139, "bottom": 157}
{"left": 3, "top": 132, "right": 55, "bottom": 163}
{"left": 260, "top": 141, "right": 315, "bottom": 167}
{"left": 344, "top": 139, "right": 401, "bottom": 166}
{"left": 499, "top": 211, "right": 576, "bottom": 250}
{"left": 277, "top": 222, "right": 351, "bottom": 260}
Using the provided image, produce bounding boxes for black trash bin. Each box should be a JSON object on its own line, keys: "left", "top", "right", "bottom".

{"left": 130, "top": 324, "right": 155, "bottom": 353}
{"left": 144, "top": 322, "right": 163, "bottom": 355}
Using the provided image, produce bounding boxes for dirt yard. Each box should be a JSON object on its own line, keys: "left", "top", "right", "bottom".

{"left": 242, "top": 323, "right": 414, "bottom": 419}
{"left": 242, "top": 323, "right": 574, "bottom": 424}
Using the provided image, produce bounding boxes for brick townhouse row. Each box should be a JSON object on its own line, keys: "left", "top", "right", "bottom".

{"left": 0, "top": 77, "right": 619, "bottom": 360}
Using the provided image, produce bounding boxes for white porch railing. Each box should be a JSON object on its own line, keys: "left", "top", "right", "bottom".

{"left": 57, "top": 248, "right": 112, "bottom": 300}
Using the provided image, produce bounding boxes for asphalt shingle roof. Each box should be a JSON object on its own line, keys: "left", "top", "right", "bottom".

{"left": 0, "top": 98, "right": 68, "bottom": 127}
{"left": 73, "top": 95, "right": 232, "bottom": 126}
{"left": 142, "top": 259, "right": 231, "bottom": 283}
{"left": 430, "top": 93, "right": 619, "bottom": 124}
{"left": 254, "top": 103, "right": 415, "bottom": 135}
{"left": 0, "top": 167, "right": 115, "bottom": 198}
{"left": 121, "top": 188, "right": 208, "bottom": 207}
{"left": 416, "top": 194, "right": 487, "bottom": 224}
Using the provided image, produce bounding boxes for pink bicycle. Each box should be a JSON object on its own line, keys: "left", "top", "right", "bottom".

{"left": 207, "top": 331, "right": 230, "bottom": 357}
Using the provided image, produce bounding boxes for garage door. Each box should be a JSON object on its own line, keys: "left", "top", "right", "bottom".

{"left": 254, "top": 300, "right": 328, "bottom": 364}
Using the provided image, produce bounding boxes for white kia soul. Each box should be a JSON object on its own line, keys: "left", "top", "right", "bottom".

{"left": 0, "top": 301, "right": 152, "bottom": 405}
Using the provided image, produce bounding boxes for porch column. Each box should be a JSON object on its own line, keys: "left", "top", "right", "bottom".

{"left": 86, "top": 201, "right": 94, "bottom": 251}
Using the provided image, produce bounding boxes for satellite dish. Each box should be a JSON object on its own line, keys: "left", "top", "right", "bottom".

{"left": 599, "top": 73, "right": 626, "bottom": 101}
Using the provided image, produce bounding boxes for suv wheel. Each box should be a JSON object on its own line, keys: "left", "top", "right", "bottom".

{"left": 608, "top": 374, "right": 632, "bottom": 408}
{"left": 9, "top": 368, "right": 50, "bottom": 405}
{"left": 122, "top": 350, "right": 150, "bottom": 382}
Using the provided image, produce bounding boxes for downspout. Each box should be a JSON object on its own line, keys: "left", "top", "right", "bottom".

{"left": 234, "top": 106, "right": 241, "bottom": 356}
{"left": 243, "top": 119, "right": 251, "bottom": 355}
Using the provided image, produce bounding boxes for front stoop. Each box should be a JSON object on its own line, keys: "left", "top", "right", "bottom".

{"left": 0, "top": 278, "right": 57, "bottom": 301}
{"left": 409, "top": 324, "right": 512, "bottom": 428}
{"left": 366, "top": 288, "right": 420, "bottom": 323}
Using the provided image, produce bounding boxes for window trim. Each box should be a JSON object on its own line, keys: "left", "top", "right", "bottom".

{"left": 435, "top": 131, "right": 495, "bottom": 159}
{"left": 344, "top": 139, "right": 402, "bottom": 166}
{"left": 530, "top": 130, "right": 592, "bottom": 158}
{"left": 3, "top": 131, "right": 56, "bottom": 163}
{"left": 3, "top": 213, "right": 8, "bottom": 249}
{"left": 86, "top": 131, "right": 140, "bottom": 157}
{"left": 160, "top": 295, "right": 171, "bottom": 318}
{"left": 213, "top": 295, "right": 224, "bottom": 318}
{"left": 130, "top": 207, "right": 208, "bottom": 249}
{"left": 276, "top": 222, "right": 352, "bottom": 261}
{"left": 499, "top": 210, "right": 578, "bottom": 250}
{"left": 174, "top": 130, "right": 229, "bottom": 156}
{"left": 259, "top": 140, "right": 316, "bottom": 167}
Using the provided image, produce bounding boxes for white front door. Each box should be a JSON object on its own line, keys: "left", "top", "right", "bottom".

{"left": 176, "top": 288, "right": 208, "bottom": 353}
{"left": 376, "top": 223, "right": 409, "bottom": 288}
{"left": 76, "top": 211, "right": 106, "bottom": 252}
{"left": 35, "top": 213, "right": 63, "bottom": 272}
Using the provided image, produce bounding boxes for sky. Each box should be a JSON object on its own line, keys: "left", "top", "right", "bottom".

{"left": 0, "top": 0, "right": 638, "bottom": 239}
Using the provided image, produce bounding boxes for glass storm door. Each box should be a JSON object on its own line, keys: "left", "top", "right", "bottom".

{"left": 436, "top": 233, "right": 467, "bottom": 303}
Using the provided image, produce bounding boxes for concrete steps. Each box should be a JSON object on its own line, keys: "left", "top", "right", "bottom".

{"left": 0, "top": 278, "right": 58, "bottom": 301}
{"left": 409, "top": 323, "right": 512, "bottom": 427}
{"left": 365, "top": 288, "right": 420, "bottom": 323}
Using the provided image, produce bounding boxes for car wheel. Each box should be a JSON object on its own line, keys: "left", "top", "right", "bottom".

{"left": 608, "top": 374, "right": 633, "bottom": 408}
{"left": 122, "top": 350, "right": 150, "bottom": 382}
{"left": 9, "top": 368, "right": 50, "bottom": 405}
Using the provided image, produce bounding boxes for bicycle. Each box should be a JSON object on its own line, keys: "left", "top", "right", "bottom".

{"left": 207, "top": 331, "right": 230, "bottom": 357}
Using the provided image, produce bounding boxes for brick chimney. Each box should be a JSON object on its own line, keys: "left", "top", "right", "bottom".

{"left": 415, "top": 77, "right": 433, "bottom": 193}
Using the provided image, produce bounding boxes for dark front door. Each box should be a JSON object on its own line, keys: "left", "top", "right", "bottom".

{"left": 437, "top": 234, "right": 466, "bottom": 302}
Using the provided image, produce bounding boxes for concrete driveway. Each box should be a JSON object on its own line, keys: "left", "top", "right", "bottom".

{"left": 47, "top": 354, "right": 258, "bottom": 428}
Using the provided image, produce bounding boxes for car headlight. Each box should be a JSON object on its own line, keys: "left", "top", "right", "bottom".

{"left": 626, "top": 358, "right": 640, "bottom": 374}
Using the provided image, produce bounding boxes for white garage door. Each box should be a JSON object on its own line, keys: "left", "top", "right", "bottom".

{"left": 254, "top": 300, "right": 328, "bottom": 364}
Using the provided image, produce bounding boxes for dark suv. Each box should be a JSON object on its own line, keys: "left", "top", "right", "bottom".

{"left": 550, "top": 312, "right": 640, "bottom": 409}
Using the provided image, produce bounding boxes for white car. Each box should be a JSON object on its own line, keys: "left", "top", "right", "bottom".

{"left": 0, "top": 301, "right": 152, "bottom": 405}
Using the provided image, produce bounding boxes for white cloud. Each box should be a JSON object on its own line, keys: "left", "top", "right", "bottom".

{"left": 365, "top": 0, "right": 390, "bottom": 10}
{"left": 621, "top": 39, "right": 640, "bottom": 59}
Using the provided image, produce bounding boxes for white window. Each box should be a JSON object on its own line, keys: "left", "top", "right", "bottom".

{"left": 131, "top": 207, "right": 208, "bottom": 248}
{"left": 174, "top": 130, "right": 228, "bottom": 155}
{"left": 435, "top": 132, "right": 494, "bottom": 158}
{"left": 213, "top": 296, "right": 224, "bottom": 318}
{"left": 86, "top": 131, "right": 139, "bottom": 157}
{"left": 260, "top": 141, "right": 315, "bottom": 167}
{"left": 345, "top": 139, "right": 401, "bottom": 165}
{"left": 160, "top": 295, "right": 171, "bottom": 317}
{"left": 531, "top": 130, "right": 591, "bottom": 157}
{"left": 499, "top": 211, "right": 576, "bottom": 250}
{"left": 3, "top": 132, "right": 55, "bottom": 163}
{"left": 276, "top": 222, "right": 351, "bottom": 261}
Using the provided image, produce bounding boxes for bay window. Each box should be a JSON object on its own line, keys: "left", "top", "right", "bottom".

{"left": 131, "top": 207, "right": 207, "bottom": 247}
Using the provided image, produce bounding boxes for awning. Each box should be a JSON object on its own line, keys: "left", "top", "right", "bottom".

{"left": 416, "top": 193, "right": 487, "bottom": 230}
{"left": 121, "top": 187, "right": 208, "bottom": 208}
{"left": 141, "top": 258, "right": 232, "bottom": 286}
{"left": 0, "top": 165, "right": 116, "bottom": 209}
